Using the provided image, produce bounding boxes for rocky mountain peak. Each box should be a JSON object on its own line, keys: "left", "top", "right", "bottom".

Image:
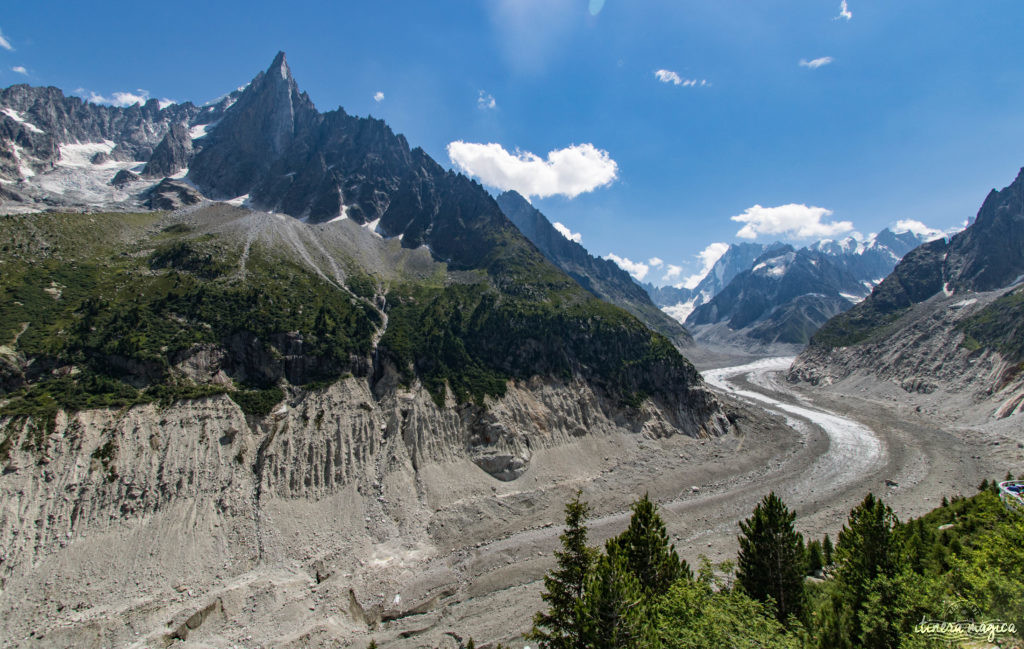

{"left": 187, "top": 52, "right": 318, "bottom": 200}
{"left": 269, "top": 50, "right": 291, "bottom": 81}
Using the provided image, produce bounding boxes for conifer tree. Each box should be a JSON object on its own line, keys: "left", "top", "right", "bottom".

{"left": 530, "top": 491, "right": 596, "bottom": 649}
{"left": 736, "top": 492, "right": 806, "bottom": 622}
{"left": 834, "top": 493, "right": 904, "bottom": 648}
{"left": 822, "top": 534, "right": 834, "bottom": 567}
{"left": 577, "top": 540, "right": 657, "bottom": 649}
{"left": 612, "top": 493, "right": 691, "bottom": 597}
{"left": 806, "top": 539, "right": 824, "bottom": 575}
{"left": 835, "top": 494, "right": 902, "bottom": 609}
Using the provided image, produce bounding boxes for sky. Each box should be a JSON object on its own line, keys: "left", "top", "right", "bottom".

{"left": 2, "top": 0, "right": 1023, "bottom": 286}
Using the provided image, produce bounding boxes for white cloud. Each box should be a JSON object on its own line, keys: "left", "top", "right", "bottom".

{"left": 553, "top": 221, "right": 582, "bottom": 243}
{"left": 662, "top": 264, "right": 683, "bottom": 282}
{"left": 892, "top": 219, "right": 947, "bottom": 241}
{"left": 655, "top": 69, "right": 683, "bottom": 85}
{"left": 0, "top": 28, "right": 13, "bottom": 51}
{"left": 447, "top": 141, "right": 618, "bottom": 199}
{"left": 477, "top": 90, "right": 496, "bottom": 110}
{"left": 11, "top": 66, "right": 27, "bottom": 76}
{"left": 83, "top": 89, "right": 171, "bottom": 108}
{"left": 655, "top": 69, "right": 707, "bottom": 87}
{"left": 373, "top": 91, "right": 384, "bottom": 102}
{"left": 604, "top": 253, "right": 649, "bottom": 281}
{"left": 799, "top": 57, "right": 834, "bottom": 69}
{"left": 648, "top": 257, "right": 664, "bottom": 267}
{"left": 836, "top": 0, "right": 853, "bottom": 20}
{"left": 732, "top": 204, "right": 853, "bottom": 240}
{"left": 681, "top": 242, "right": 729, "bottom": 289}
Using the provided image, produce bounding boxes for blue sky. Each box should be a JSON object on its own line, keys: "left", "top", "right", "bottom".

{"left": 2, "top": 1, "right": 1023, "bottom": 285}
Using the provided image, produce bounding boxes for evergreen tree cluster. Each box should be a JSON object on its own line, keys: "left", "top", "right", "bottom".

{"left": 528, "top": 479, "right": 1024, "bottom": 649}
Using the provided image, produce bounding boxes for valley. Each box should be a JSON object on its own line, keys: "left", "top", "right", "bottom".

{"left": 1, "top": 340, "right": 1006, "bottom": 647}
{"left": 1, "top": 39, "right": 1021, "bottom": 648}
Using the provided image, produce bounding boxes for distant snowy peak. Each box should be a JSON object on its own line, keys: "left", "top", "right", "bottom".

{"left": 752, "top": 251, "right": 796, "bottom": 278}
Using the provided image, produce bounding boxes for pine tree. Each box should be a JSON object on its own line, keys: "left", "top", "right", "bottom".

{"left": 530, "top": 491, "right": 596, "bottom": 649}
{"left": 834, "top": 493, "right": 904, "bottom": 648}
{"left": 577, "top": 541, "right": 657, "bottom": 649}
{"left": 736, "top": 492, "right": 806, "bottom": 622}
{"left": 835, "top": 494, "right": 902, "bottom": 607}
{"left": 822, "top": 534, "right": 834, "bottom": 567}
{"left": 612, "top": 493, "right": 691, "bottom": 597}
{"left": 806, "top": 539, "right": 824, "bottom": 575}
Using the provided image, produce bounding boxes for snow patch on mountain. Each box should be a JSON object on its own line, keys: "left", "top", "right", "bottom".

{"left": 190, "top": 122, "right": 217, "bottom": 139}
{"left": 2, "top": 107, "right": 44, "bottom": 134}
{"left": 662, "top": 299, "right": 698, "bottom": 324}
{"left": 56, "top": 141, "right": 118, "bottom": 168}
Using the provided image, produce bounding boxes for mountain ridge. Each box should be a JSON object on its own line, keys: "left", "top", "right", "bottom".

{"left": 495, "top": 189, "right": 693, "bottom": 347}
{"left": 790, "top": 167, "right": 1024, "bottom": 419}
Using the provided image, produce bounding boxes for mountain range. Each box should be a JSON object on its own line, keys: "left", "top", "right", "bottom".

{"left": 641, "top": 229, "right": 931, "bottom": 347}
{"left": 0, "top": 52, "right": 742, "bottom": 646}
{"left": 791, "top": 168, "right": 1024, "bottom": 418}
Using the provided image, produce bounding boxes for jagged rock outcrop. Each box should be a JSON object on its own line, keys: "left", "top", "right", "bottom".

{"left": 142, "top": 122, "right": 193, "bottom": 177}
{"left": 0, "top": 83, "right": 241, "bottom": 211}
{"left": 110, "top": 168, "right": 139, "bottom": 187}
{"left": 144, "top": 177, "right": 202, "bottom": 210}
{"left": 496, "top": 190, "right": 692, "bottom": 347}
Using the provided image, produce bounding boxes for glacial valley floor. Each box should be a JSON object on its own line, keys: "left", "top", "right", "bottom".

{"left": 2, "top": 351, "right": 1018, "bottom": 648}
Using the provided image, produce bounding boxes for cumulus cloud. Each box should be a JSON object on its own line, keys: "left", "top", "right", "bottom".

{"left": 84, "top": 88, "right": 171, "bottom": 108}
{"left": 0, "top": 28, "right": 12, "bottom": 51}
{"left": 553, "top": 221, "right": 582, "bottom": 243}
{"left": 373, "top": 91, "right": 384, "bottom": 102}
{"left": 892, "top": 219, "right": 948, "bottom": 241}
{"left": 732, "top": 204, "right": 853, "bottom": 240}
{"left": 836, "top": 0, "right": 853, "bottom": 20}
{"left": 447, "top": 141, "right": 618, "bottom": 199}
{"left": 655, "top": 69, "right": 707, "bottom": 87}
{"left": 655, "top": 69, "right": 683, "bottom": 85}
{"left": 799, "top": 57, "right": 833, "bottom": 69}
{"left": 477, "top": 90, "right": 496, "bottom": 110}
{"left": 662, "top": 264, "right": 683, "bottom": 282}
{"left": 604, "top": 253, "right": 649, "bottom": 281}
{"left": 11, "top": 66, "right": 27, "bottom": 75}
{"left": 648, "top": 257, "right": 664, "bottom": 267}
{"left": 681, "top": 242, "right": 729, "bottom": 289}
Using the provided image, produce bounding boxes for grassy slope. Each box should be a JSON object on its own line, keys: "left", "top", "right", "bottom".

{"left": 1, "top": 209, "right": 701, "bottom": 450}
{"left": 0, "top": 211, "right": 381, "bottom": 443}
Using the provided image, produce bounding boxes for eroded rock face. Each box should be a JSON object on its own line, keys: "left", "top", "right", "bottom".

{"left": 0, "top": 374, "right": 728, "bottom": 586}
{"left": 788, "top": 287, "right": 1024, "bottom": 414}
